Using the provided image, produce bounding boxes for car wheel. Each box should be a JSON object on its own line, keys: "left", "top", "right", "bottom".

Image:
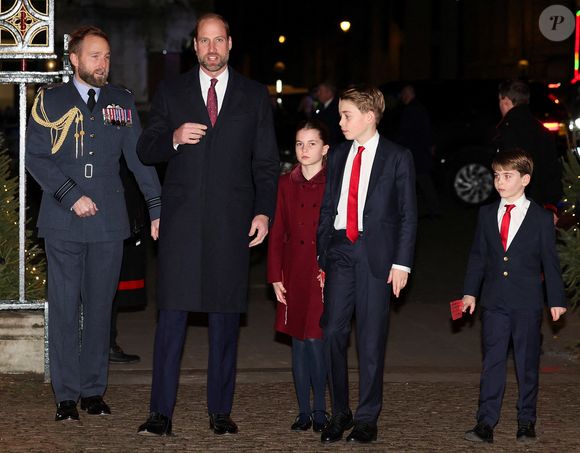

{"left": 453, "top": 163, "right": 494, "bottom": 205}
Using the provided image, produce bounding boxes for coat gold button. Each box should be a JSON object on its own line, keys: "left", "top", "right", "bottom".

{"left": 503, "top": 271, "right": 509, "bottom": 277}
{"left": 90, "top": 133, "right": 95, "bottom": 138}
{"left": 503, "top": 256, "right": 509, "bottom": 262}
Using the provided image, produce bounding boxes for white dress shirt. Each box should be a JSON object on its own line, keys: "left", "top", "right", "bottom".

{"left": 497, "top": 194, "right": 530, "bottom": 250}
{"left": 199, "top": 67, "right": 229, "bottom": 114}
{"left": 334, "top": 132, "right": 410, "bottom": 273}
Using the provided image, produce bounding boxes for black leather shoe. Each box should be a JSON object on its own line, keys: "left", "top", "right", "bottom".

{"left": 320, "top": 410, "right": 354, "bottom": 443}
{"left": 346, "top": 422, "right": 378, "bottom": 443}
{"left": 55, "top": 400, "right": 79, "bottom": 422}
{"left": 80, "top": 395, "right": 111, "bottom": 415}
{"left": 516, "top": 421, "right": 536, "bottom": 441}
{"left": 138, "top": 412, "right": 173, "bottom": 436}
{"left": 209, "top": 414, "right": 238, "bottom": 435}
{"left": 464, "top": 422, "right": 494, "bottom": 443}
{"left": 312, "top": 411, "right": 330, "bottom": 433}
{"left": 109, "top": 344, "right": 140, "bottom": 364}
{"left": 290, "top": 413, "right": 312, "bottom": 431}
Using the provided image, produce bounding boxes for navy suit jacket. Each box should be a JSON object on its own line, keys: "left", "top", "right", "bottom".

{"left": 464, "top": 200, "right": 566, "bottom": 310}
{"left": 317, "top": 136, "right": 417, "bottom": 280}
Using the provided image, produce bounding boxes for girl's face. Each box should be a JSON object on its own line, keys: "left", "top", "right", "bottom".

{"left": 295, "top": 128, "right": 329, "bottom": 168}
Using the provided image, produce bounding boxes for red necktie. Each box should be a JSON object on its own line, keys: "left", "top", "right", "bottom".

{"left": 207, "top": 78, "right": 218, "bottom": 126}
{"left": 346, "top": 146, "right": 365, "bottom": 243}
{"left": 500, "top": 204, "right": 515, "bottom": 250}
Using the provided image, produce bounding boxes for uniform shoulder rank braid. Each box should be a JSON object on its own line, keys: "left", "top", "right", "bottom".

{"left": 31, "top": 89, "right": 85, "bottom": 158}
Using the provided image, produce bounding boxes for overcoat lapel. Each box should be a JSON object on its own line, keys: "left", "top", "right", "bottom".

{"left": 212, "top": 69, "right": 243, "bottom": 131}
{"left": 184, "top": 67, "right": 212, "bottom": 125}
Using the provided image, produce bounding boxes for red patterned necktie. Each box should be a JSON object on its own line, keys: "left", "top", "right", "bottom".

{"left": 346, "top": 146, "right": 365, "bottom": 243}
{"left": 500, "top": 204, "right": 515, "bottom": 250}
{"left": 207, "top": 78, "right": 218, "bottom": 126}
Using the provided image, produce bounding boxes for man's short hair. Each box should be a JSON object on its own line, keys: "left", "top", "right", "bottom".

{"left": 194, "top": 13, "right": 230, "bottom": 39}
{"left": 498, "top": 79, "right": 530, "bottom": 106}
{"left": 69, "top": 26, "right": 109, "bottom": 56}
{"left": 492, "top": 148, "right": 534, "bottom": 176}
{"left": 339, "top": 85, "right": 385, "bottom": 124}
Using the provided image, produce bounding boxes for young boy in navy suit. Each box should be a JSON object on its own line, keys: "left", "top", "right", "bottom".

{"left": 462, "top": 149, "right": 567, "bottom": 443}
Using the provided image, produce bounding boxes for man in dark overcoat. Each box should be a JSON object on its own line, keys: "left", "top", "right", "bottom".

{"left": 25, "top": 26, "right": 161, "bottom": 422}
{"left": 137, "top": 13, "right": 279, "bottom": 436}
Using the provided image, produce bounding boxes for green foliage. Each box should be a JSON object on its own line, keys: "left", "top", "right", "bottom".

{"left": 0, "top": 139, "right": 46, "bottom": 301}
{"left": 557, "top": 156, "right": 580, "bottom": 308}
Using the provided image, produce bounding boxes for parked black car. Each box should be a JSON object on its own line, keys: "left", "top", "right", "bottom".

{"left": 379, "top": 80, "right": 571, "bottom": 205}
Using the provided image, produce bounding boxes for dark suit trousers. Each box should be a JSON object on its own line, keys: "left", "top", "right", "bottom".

{"left": 45, "top": 238, "right": 123, "bottom": 402}
{"left": 150, "top": 309, "right": 240, "bottom": 418}
{"left": 320, "top": 231, "right": 391, "bottom": 424}
{"left": 477, "top": 307, "right": 542, "bottom": 427}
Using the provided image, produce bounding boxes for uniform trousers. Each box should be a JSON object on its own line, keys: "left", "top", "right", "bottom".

{"left": 45, "top": 238, "right": 123, "bottom": 402}
{"left": 320, "top": 231, "right": 391, "bottom": 424}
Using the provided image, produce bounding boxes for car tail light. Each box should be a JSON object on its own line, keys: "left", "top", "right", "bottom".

{"left": 542, "top": 122, "right": 560, "bottom": 132}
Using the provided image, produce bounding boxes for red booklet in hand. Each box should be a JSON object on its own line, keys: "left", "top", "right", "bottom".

{"left": 450, "top": 299, "right": 464, "bottom": 320}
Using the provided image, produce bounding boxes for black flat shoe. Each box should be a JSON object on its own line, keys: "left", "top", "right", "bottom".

{"left": 209, "top": 414, "right": 238, "bottom": 435}
{"left": 320, "top": 410, "right": 354, "bottom": 443}
{"left": 516, "top": 421, "right": 536, "bottom": 441}
{"left": 55, "top": 400, "right": 79, "bottom": 422}
{"left": 109, "top": 344, "right": 140, "bottom": 364}
{"left": 312, "top": 411, "right": 330, "bottom": 432}
{"left": 138, "top": 412, "right": 173, "bottom": 436}
{"left": 346, "top": 422, "right": 378, "bottom": 443}
{"left": 290, "top": 413, "right": 312, "bottom": 431}
{"left": 464, "top": 422, "right": 494, "bottom": 443}
{"left": 80, "top": 395, "right": 111, "bottom": 415}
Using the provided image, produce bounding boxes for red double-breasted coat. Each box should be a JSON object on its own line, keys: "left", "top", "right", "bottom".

{"left": 267, "top": 165, "right": 326, "bottom": 340}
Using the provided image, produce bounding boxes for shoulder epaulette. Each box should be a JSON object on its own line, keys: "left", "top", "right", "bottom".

{"left": 36, "top": 82, "right": 64, "bottom": 93}
{"left": 108, "top": 83, "right": 134, "bottom": 95}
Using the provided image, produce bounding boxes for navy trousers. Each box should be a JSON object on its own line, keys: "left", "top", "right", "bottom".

{"left": 45, "top": 238, "right": 123, "bottom": 402}
{"left": 477, "top": 307, "right": 542, "bottom": 427}
{"left": 149, "top": 309, "right": 240, "bottom": 418}
{"left": 320, "top": 231, "right": 391, "bottom": 424}
{"left": 292, "top": 338, "right": 326, "bottom": 416}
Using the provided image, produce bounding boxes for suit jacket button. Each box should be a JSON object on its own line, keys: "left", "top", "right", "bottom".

{"left": 89, "top": 116, "right": 95, "bottom": 121}
{"left": 503, "top": 271, "right": 509, "bottom": 277}
{"left": 503, "top": 256, "right": 508, "bottom": 262}
{"left": 89, "top": 151, "right": 94, "bottom": 155}
{"left": 90, "top": 133, "right": 95, "bottom": 138}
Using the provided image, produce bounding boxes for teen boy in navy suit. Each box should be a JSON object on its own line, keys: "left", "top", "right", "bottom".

{"left": 462, "top": 149, "right": 567, "bottom": 443}
{"left": 317, "top": 85, "right": 417, "bottom": 444}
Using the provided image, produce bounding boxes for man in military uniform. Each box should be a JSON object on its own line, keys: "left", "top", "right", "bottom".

{"left": 25, "top": 26, "right": 161, "bottom": 422}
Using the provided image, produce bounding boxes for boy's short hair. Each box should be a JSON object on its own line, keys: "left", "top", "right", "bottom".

{"left": 339, "top": 85, "right": 385, "bottom": 124}
{"left": 492, "top": 148, "right": 534, "bottom": 176}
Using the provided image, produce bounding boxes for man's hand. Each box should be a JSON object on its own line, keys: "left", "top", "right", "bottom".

{"left": 462, "top": 295, "right": 476, "bottom": 315}
{"left": 173, "top": 123, "right": 207, "bottom": 146}
{"left": 551, "top": 307, "right": 567, "bottom": 322}
{"left": 248, "top": 214, "right": 269, "bottom": 247}
{"left": 272, "top": 282, "right": 287, "bottom": 305}
{"left": 72, "top": 195, "right": 98, "bottom": 217}
{"left": 151, "top": 218, "right": 160, "bottom": 240}
{"left": 387, "top": 268, "right": 409, "bottom": 298}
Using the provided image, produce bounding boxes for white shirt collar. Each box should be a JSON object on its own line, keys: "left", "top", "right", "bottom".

{"left": 353, "top": 131, "right": 380, "bottom": 153}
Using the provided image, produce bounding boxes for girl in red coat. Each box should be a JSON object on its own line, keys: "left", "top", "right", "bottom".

{"left": 267, "top": 120, "right": 330, "bottom": 432}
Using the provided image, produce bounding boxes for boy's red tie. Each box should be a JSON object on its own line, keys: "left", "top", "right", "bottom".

{"left": 500, "top": 204, "right": 515, "bottom": 250}
{"left": 346, "top": 146, "right": 365, "bottom": 243}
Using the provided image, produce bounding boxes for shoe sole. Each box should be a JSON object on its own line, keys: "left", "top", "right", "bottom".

{"left": 464, "top": 433, "right": 493, "bottom": 443}
{"left": 138, "top": 430, "right": 173, "bottom": 437}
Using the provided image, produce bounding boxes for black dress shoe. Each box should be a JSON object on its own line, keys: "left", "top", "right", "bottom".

{"left": 109, "top": 344, "right": 140, "bottom": 364}
{"left": 312, "top": 410, "right": 330, "bottom": 433}
{"left": 320, "top": 410, "right": 354, "bottom": 443}
{"left": 80, "top": 395, "right": 111, "bottom": 415}
{"left": 209, "top": 414, "right": 238, "bottom": 435}
{"left": 55, "top": 400, "right": 80, "bottom": 422}
{"left": 290, "top": 413, "right": 312, "bottom": 431}
{"left": 346, "top": 422, "right": 378, "bottom": 443}
{"left": 138, "top": 412, "right": 173, "bottom": 436}
{"left": 464, "top": 422, "right": 494, "bottom": 443}
{"left": 516, "top": 421, "right": 536, "bottom": 441}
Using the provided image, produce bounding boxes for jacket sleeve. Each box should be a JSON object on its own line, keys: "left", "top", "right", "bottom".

{"left": 25, "top": 90, "right": 84, "bottom": 210}
{"left": 317, "top": 150, "right": 337, "bottom": 271}
{"left": 137, "top": 81, "right": 179, "bottom": 165}
{"left": 121, "top": 96, "right": 162, "bottom": 220}
{"left": 393, "top": 149, "right": 418, "bottom": 268}
{"left": 463, "top": 208, "right": 487, "bottom": 297}
{"left": 266, "top": 176, "right": 286, "bottom": 283}
{"left": 539, "top": 210, "right": 566, "bottom": 308}
{"left": 251, "top": 86, "right": 280, "bottom": 219}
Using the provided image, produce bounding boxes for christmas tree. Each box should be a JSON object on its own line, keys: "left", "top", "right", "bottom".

{"left": 557, "top": 155, "right": 580, "bottom": 308}
{"left": 0, "top": 137, "right": 46, "bottom": 301}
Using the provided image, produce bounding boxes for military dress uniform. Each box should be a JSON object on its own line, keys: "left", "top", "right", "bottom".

{"left": 26, "top": 79, "right": 161, "bottom": 406}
